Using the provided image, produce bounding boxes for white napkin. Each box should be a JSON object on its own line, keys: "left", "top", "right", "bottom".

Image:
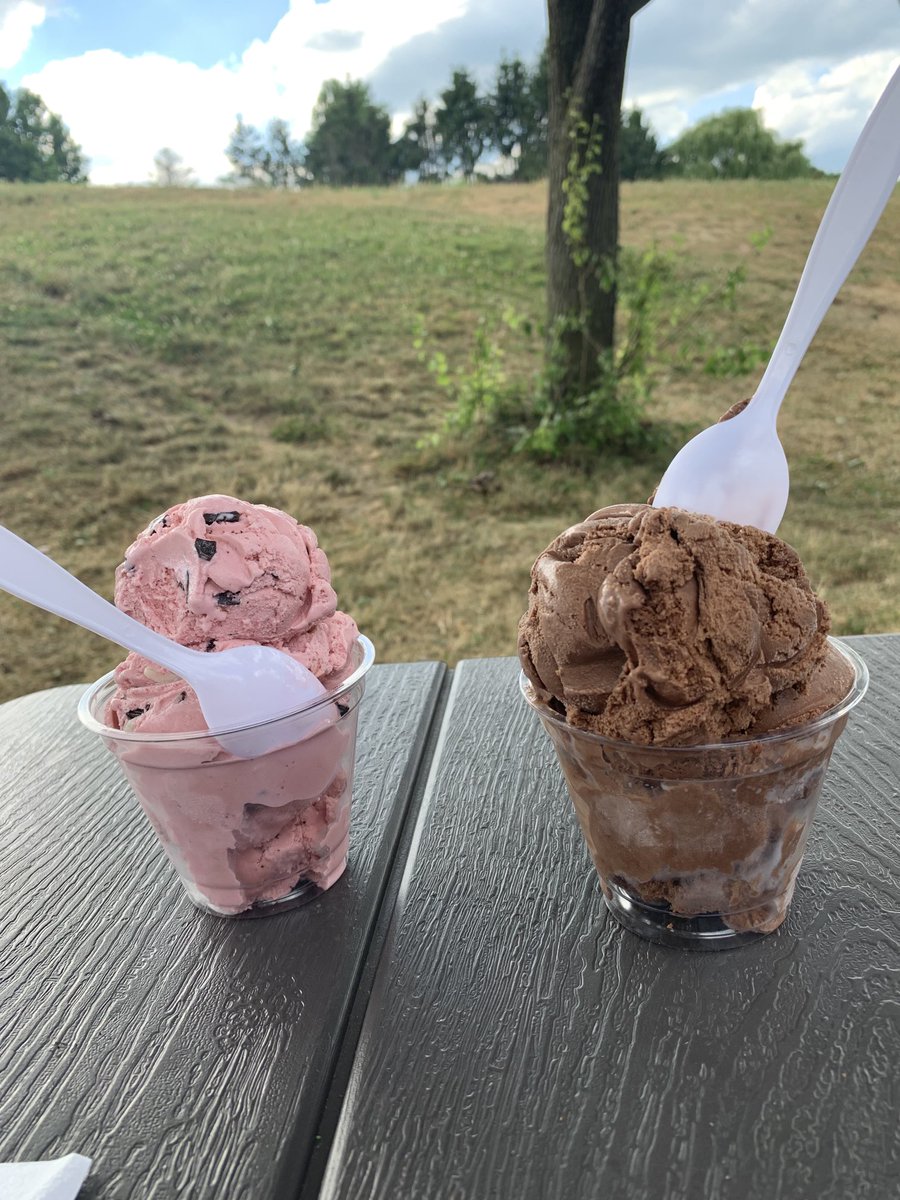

{"left": 0, "top": 1155, "right": 91, "bottom": 1200}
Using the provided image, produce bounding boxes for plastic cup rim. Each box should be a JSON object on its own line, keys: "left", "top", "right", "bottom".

{"left": 518, "top": 636, "right": 869, "bottom": 755}
{"left": 77, "top": 633, "right": 376, "bottom": 744}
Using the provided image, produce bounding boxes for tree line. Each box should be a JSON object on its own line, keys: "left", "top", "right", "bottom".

{"left": 223, "top": 52, "right": 820, "bottom": 188}
{"left": 1, "top": 59, "right": 819, "bottom": 190}
{"left": 223, "top": 56, "right": 551, "bottom": 188}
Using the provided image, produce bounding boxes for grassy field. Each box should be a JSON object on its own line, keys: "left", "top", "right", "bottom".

{"left": 1, "top": 179, "right": 898, "bottom": 704}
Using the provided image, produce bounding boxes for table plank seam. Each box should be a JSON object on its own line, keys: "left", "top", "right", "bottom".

{"left": 278, "top": 665, "right": 454, "bottom": 1200}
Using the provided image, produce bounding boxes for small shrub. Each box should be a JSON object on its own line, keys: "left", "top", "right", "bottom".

{"left": 704, "top": 342, "right": 771, "bottom": 378}
{"left": 415, "top": 235, "right": 767, "bottom": 463}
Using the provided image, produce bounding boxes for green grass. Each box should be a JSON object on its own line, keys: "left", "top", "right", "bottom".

{"left": 1, "top": 180, "right": 898, "bottom": 703}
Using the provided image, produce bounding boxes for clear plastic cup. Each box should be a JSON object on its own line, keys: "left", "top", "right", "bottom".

{"left": 78, "top": 635, "right": 375, "bottom": 918}
{"left": 520, "top": 639, "right": 868, "bottom": 950}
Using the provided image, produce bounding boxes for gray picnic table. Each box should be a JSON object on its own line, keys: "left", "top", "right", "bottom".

{"left": 1, "top": 636, "right": 898, "bottom": 1199}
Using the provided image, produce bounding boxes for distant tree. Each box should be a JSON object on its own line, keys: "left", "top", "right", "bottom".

{"left": 264, "top": 118, "right": 307, "bottom": 188}
{"left": 619, "top": 107, "right": 671, "bottom": 180}
{"left": 435, "top": 69, "right": 489, "bottom": 180}
{"left": 0, "top": 83, "right": 87, "bottom": 182}
{"left": 490, "top": 56, "right": 532, "bottom": 164}
{"left": 305, "top": 80, "right": 400, "bottom": 186}
{"left": 396, "top": 98, "right": 443, "bottom": 181}
{"left": 517, "top": 46, "right": 549, "bottom": 181}
{"left": 224, "top": 117, "right": 267, "bottom": 184}
{"left": 151, "top": 147, "right": 195, "bottom": 186}
{"left": 668, "top": 108, "right": 817, "bottom": 179}
{"left": 487, "top": 53, "right": 549, "bottom": 181}
{"left": 224, "top": 116, "right": 306, "bottom": 187}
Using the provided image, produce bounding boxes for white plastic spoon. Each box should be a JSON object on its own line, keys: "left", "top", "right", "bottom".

{"left": 0, "top": 524, "right": 327, "bottom": 755}
{"left": 653, "top": 64, "right": 900, "bottom": 532}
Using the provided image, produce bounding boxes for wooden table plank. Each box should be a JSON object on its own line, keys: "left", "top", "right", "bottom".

{"left": 0, "top": 661, "right": 446, "bottom": 1200}
{"left": 321, "top": 635, "right": 900, "bottom": 1200}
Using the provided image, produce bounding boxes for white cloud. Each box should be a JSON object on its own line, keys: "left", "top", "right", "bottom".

{"left": 626, "top": 89, "right": 693, "bottom": 144}
{"left": 754, "top": 53, "right": 900, "bottom": 170}
{"left": 0, "top": 0, "right": 45, "bottom": 71}
{"left": 635, "top": 57, "right": 900, "bottom": 171}
{"left": 626, "top": 0, "right": 900, "bottom": 166}
{"left": 21, "top": 0, "right": 467, "bottom": 183}
{"left": 29, "top": 50, "right": 245, "bottom": 185}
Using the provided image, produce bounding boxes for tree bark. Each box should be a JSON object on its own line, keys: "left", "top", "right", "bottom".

{"left": 546, "top": 0, "right": 653, "bottom": 399}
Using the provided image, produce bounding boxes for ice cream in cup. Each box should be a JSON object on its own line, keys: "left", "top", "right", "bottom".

{"left": 77, "top": 495, "right": 374, "bottom": 917}
{"left": 518, "top": 504, "right": 868, "bottom": 949}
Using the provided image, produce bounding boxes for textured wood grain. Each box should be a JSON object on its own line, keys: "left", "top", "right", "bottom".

{"left": 321, "top": 636, "right": 900, "bottom": 1200}
{"left": 0, "top": 661, "right": 446, "bottom": 1200}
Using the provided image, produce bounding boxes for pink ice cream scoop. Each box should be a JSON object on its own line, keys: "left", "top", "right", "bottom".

{"left": 115, "top": 494, "right": 341, "bottom": 647}
{"left": 108, "top": 494, "right": 357, "bottom": 734}
{"left": 90, "top": 494, "right": 371, "bottom": 918}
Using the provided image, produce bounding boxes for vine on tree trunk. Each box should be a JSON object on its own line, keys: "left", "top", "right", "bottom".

{"left": 559, "top": 109, "right": 608, "bottom": 392}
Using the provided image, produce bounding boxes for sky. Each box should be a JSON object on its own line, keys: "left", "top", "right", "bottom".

{"left": 1, "top": 0, "right": 898, "bottom": 185}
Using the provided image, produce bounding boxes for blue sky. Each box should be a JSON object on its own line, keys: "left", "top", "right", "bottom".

{"left": 1, "top": 0, "right": 898, "bottom": 184}
{"left": 6, "top": 0, "right": 290, "bottom": 77}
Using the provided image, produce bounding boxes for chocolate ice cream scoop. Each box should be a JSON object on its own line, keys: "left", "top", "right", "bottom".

{"left": 518, "top": 504, "right": 851, "bottom": 746}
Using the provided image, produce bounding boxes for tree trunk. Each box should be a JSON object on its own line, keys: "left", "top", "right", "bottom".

{"left": 546, "top": 0, "right": 653, "bottom": 400}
